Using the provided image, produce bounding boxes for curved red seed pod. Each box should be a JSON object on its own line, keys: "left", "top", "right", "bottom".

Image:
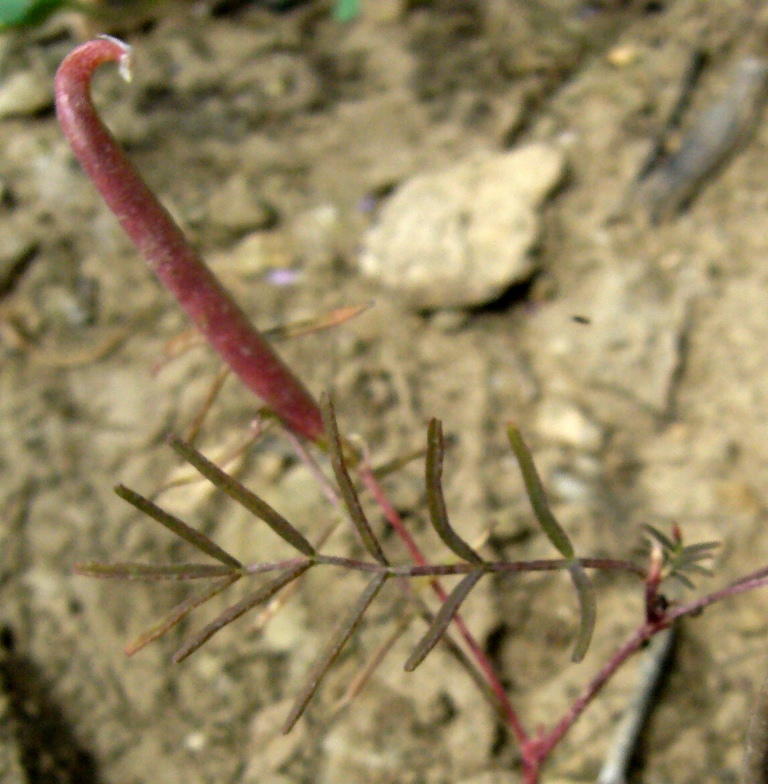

{"left": 55, "top": 37, "right": 324, "bottom": 442}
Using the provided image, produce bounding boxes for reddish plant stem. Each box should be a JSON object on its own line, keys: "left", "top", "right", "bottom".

{"left": 54, "top": 37, "right": 323, "bottom": 442}
{"left": 522, "top": 762, "right": 542, "bottom": 784}
{"left": 530, "top": 568, "right": 768, "bottom": 772}
{"left": 666, "top": 569, "right": 768, "bottom": 621}
{"left": 539, "top": 621, "right": 659, "bottom": 761}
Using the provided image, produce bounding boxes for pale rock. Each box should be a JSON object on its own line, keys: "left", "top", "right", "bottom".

{"left": 537, "top": 398, "right": 604, "bottom": 452}
{"left": 359, "top": 144, "right": 565, "bottom": 308}
{"left": 0, "top": 69, "right": 52, "bottom": 118}
{"left": 549, "top": 467, "right": 594, "bottom": 504}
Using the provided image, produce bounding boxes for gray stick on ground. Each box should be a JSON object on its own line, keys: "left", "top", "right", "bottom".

{"left": 598, "top": 625, "right": 677, "bottom": 784}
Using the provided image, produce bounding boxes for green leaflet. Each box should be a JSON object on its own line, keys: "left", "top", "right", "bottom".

{"left": 426, "top": 419, "right": 483, "bottom": 565}
{"left": 506, "top": 423, "right": 575, "bottom": 559}
{"left": 507, "top": 422, "right": 596, "bottom": 661}
{"left": 567, "top": 562, "right": 596, "bottom": 663}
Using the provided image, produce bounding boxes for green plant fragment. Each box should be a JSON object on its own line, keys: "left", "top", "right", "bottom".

{"left": 643, "top": 524, "right": 719, "bottom": 588}
{"left": 333, "top": 0, "right": 359, "bottom": 23}
{"left": 671, "top": 572, "right": 696, "bottom": 589}
{"left": 643, "top": 524, "right": 676, "bottom": 552}
{"left": 0, "top": 0, "right": 65, "bottom": 28}
{"left": 680, "top": 541, "right": 720, "bottom": 556}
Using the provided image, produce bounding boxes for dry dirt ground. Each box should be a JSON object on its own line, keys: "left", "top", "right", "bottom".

{"left": 2, "top": 2, "right": 768, "bottom": 783}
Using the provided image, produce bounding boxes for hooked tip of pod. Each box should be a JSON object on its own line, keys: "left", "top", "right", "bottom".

{"left": 96, "top": 34, "right": 133, "bottom": 83}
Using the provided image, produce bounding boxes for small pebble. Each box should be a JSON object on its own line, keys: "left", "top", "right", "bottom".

{"left": 183, "top": 731, "right": 207, "bottom": 752}
{"left": 606, "top": 44, "right": 642, "bottom": 68}
{"left": 264, "top": 267, "right": 301, "bottom": 286}
{"left": 550, "top": 468, "right": 593, "bottom": 504}
{"left": 536, "top": 398, "right": 603, "bottom": 451}
{"left": 0, "top": 69, "right": 52, "bottom": 118}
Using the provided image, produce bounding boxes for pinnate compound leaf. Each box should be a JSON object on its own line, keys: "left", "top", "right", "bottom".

{"left": 74, "top": 562, "right": 236, "bottom": 580}
{"left": 115, "top": 484, "right": 242, "bottom": 568}
{"left": 283, "top": 572, "right": 388, "bottom": 732}
{"left": 173, "top": 561, "right": 311, "bottom": 663}
{"left": 168, "top": 435, "right": 316, "bottom": 558}
{"left": 506, "top": 423, "right": 575, "bottom": 559}
{"left": 426, "top": 419, "right": 482, "bottom": 565}
{"left": 405, "top": 570, "right": 484, "bottom": 672}
{"left": 321, "top": 393, "right": 388, "bottom": 565}
{"left": 567, "top": 562, "right": 596, "bottom": 663}
{"left": 125, "top": 574, "right": 240, "bottom": 657}
{"left": 643, "top": 524, "right": 719, "bottom": 588}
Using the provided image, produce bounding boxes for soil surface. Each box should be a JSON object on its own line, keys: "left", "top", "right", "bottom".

{"left": 2, "top": 2, "right": 768, "bottom": 783}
